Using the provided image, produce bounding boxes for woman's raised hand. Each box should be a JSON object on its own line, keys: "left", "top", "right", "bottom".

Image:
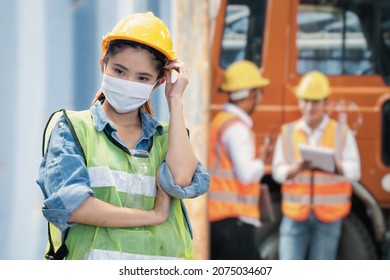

{"left": 164, "top": 60, "right": 189, "bottom": 105}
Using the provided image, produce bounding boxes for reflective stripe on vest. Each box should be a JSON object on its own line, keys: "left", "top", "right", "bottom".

{"left": 88, "top": 167, "right": 156, "bottom": 197}
{"left": 281, "top": 119, "right": 352, "bottom": 222}
{"left": 282, "top": 193, "right": 311, "bottom": 204}
{"left": 209, "top": 190, "right": 259, "bottom": 205}
{"left": 208, "top": 167, "right": 235, "bottom": 179}
{"left": 60, "top": 110, "right": 194, "bottom": 260}
{"left": 283, "top": 193, "right": 350, "bottom": 205}
{"left": 283, "top": 173, "right": 348, "bottom": 185}
{"left": 208, "top": 111, "right": 260, "bottom": 222}
{"left": 86, "top": 249, "right": 183, "bottom": 260}
{"left": 313, "top": 194, "right": 350, "bottom": 204}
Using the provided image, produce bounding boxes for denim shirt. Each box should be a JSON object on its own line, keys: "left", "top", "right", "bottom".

{"left": 36, "top": 102, "right": 209, "bottom": 231}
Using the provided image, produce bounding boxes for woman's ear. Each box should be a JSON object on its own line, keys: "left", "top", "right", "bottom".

{"left": 99, "top": 59, "right": 104, "bottom": 73}
{"left": 155, "top": 77, "right": 165, "bottom": 88}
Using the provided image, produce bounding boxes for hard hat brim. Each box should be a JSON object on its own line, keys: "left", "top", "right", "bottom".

{"left": 221, "top": 78, "right": 270, "bottom": 92}
{"left": 102, "top": 35, "right": 176, "bottom": 61}
{"left": 295, "top": 92, "right": 329, "bottom": 100}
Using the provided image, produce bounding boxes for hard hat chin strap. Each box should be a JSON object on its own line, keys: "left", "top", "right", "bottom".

{"left": 230, "top": 89, "right": 250, "bottom": 101}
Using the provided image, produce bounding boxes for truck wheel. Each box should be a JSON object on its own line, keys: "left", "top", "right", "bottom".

{"left": 337, "top": 212, "right": 378, "bottom": 259}
{"left": 257, "top": 223, "right": 279, "bottom": 260}
{"left": 256, "top": 199, "right": 281, "bottom": 260}
{"left": 257, "top": 211, "right": 378, "bottom": 260}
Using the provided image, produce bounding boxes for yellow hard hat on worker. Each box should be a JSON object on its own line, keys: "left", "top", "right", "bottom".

{"left": 295, "top": 70, "right": 331, "bottom": 100}
{"left": 101, "top": 11, "right": 176, "bottom": 60}
{"left": 221, "top": 60, "right": 270, "bottom": 92}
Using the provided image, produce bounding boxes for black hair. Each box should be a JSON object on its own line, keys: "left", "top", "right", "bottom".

{"left": 103, "top": 40, "right": 166, "bottom": 79}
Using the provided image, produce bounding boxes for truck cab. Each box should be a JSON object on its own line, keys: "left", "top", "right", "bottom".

{"left": 210, "top": 0, "right": 390, "bottom": 259}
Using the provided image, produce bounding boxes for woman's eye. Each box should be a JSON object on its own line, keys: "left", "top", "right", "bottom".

{"left": 138, "top": 76, "right": 149, "bottom": 82}
{"left": 115, "top": 69, "right": 125, "bottom": 75}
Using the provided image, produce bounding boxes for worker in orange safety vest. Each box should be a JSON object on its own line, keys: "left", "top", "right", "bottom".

{"left": 271, "top": 70, "right": 361, "bottom": 259}
{"left": 208, "top": 60, "right": 271, "bottom": 260}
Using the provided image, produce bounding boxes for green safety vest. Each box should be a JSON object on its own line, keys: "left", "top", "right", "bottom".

{"left": 43, "top": 109, "right": 194, "bottom": 260}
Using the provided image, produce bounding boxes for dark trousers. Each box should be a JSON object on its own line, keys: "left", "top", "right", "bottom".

{"left": 210, "top": 218, "right": 260, "bottom": 260}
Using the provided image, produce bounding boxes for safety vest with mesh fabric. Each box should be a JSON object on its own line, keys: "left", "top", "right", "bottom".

{"left": 43, "top": 109, "right": 193, "bottom": 260}
{"left": 280, "top": 118, "right": 352, "bottom": 223}
{"left": 208, "top": 111, "right": 260, "bottom": 223}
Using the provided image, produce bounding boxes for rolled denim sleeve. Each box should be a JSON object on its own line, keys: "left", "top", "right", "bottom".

{"left": 158, "top": 160, "right": 209, "bottom": 199}
{"left": 36, "top": 116, "right": 94, "bottom": 231}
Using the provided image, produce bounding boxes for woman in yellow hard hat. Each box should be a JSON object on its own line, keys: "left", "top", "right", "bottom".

{"left": 37, "top": 12, "right": 209, "bottom": 260}
{"left": 208, "top": 60, "right": 271, "bottom": 259}
{"left": 271, "top": 70, "right": 361, "bottom": 259}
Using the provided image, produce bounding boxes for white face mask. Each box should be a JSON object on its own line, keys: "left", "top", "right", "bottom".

{"left": 101, "top": 74, "right": 156, "bottom": 113}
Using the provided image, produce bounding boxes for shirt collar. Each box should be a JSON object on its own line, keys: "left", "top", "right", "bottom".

{"left": 139, "top": 108, "right": 164, "bottom": 138}
{"left": 223, "top": 103, "right": 253, "bottom": 127}
{"left": 297, "top": 114, "right": 330, "bottom": 134}
{"left": 90, "top": 101, "right": 163, "bottom": 136}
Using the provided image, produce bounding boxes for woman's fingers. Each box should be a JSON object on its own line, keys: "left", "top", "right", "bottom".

{"left": 164, "top": 60, "right": 186, "bottom": 71}
{"left": 164, "top": 61, "right": 188, "bottom": 83}
{"left": 153, "top": 173, "right": 171, "bottom": 224}
{"left": 164, "top": 60, "right": 189, "bottom": 99}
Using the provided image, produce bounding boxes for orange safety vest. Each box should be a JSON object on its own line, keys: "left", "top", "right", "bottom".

{"left": 280, "top": 119, "right": 352, "bottom": 223}
{"left": 208, "top": 111, "right": 260, "bottom": 222}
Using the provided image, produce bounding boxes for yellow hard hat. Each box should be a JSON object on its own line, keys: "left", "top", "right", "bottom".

{"left": 221, "top": 60, "right": 270, "bottom": 92}
{"left": 101, "top": 12, "right": 176, "bottom": 60}
{"left": 295, "top": 70, "right": 331, "bottom": 100}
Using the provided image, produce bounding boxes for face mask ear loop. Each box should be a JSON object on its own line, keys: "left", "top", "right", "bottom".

{"left": 103, "top": 63, "right": 107, "bottom": 76}
{"left": 100, "top": 64, "right": 108, "bottom": 104}
{"left": 151, "top": 79, "right": 161, "bottom": 92}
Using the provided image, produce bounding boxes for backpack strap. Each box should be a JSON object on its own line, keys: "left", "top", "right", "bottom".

{"left": 45, "top": 223, "right": 69, "bottom": 260}
{"left": 42, "top": 110, "right": 64, "bottom": 157}
{"left": 42, "top": 109, "right": 86, "bottom": 161}
{"left": 42, "top": 109, "right": 85, "bottom": 260}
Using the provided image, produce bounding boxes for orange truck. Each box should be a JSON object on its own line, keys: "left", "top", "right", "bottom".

{"left": 210, "top": 0, "right": 390, "bottom": 259}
